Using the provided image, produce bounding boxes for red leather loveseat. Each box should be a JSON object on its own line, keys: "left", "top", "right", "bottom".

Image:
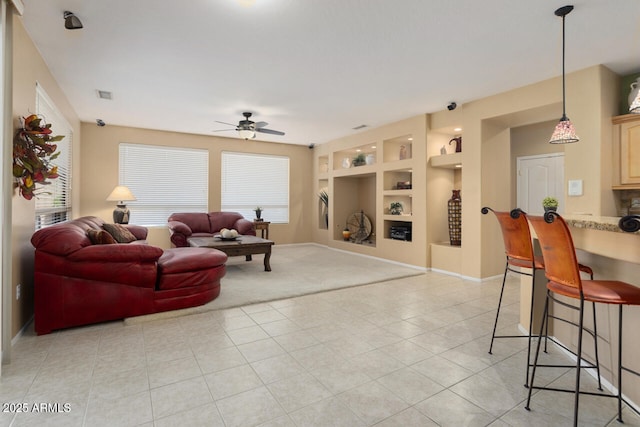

{"left": 30, "top": 216, "right": 227, "bottom": 335}
{"left": 167, "top": 211, "right": 256, "bottom": 247}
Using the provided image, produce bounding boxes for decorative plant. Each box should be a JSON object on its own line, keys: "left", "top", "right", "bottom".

{"left": 390, "top": 202, "right": 403, "bottom": 215}
{"left": 318, "top": 189, "right": 328, "bottom": 208}
{"left": 254, "top": 206, "right": 263, "bottom": 219}
{"left": 13, "top": 114, "right": 63, "bottom": 200}
{"left": 542, "top": 197, "right": 559, "bottom": 209}
{"left": 352, "top": 153, "right": 366, "bottom": 166}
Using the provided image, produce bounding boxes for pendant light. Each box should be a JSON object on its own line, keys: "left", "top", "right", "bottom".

{"left": 549, "top": 5, "right": 579, "bottom": 144}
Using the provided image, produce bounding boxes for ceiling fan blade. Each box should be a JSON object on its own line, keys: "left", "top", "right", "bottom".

{"left": 254, "top": 121, "right": 268, "bottom": 128}
{"left": 211, "top": 128, "right": 235, "bottom": 132}
{"left": 255, "top": 128, "right": 285, "bottom": 136}
{"left": 215, "top": 120, "right": 237, "bottom": 127}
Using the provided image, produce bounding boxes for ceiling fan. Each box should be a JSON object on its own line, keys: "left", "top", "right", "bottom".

{"left": 213, "top": 112, "right": 285, "bottom": 139}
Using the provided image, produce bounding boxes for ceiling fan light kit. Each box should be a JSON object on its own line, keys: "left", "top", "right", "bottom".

{"left": 239, "top": 129, "right": 255, "bottom": 140}
{"left": 214, "top": 112, "right": 285, "bottom": 140}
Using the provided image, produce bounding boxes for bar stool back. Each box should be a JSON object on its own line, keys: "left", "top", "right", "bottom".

{"left": 526, "top": 211, "right": 640, "bottom": 425}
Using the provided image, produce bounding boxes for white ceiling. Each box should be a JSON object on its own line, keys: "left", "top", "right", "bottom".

{"left": 20, "top": 0, "right": 640, "bottom": 146}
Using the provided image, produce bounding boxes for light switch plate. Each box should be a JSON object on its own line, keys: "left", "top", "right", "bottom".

{"left": 568, "top": 179, "right": 583, "bottom": 196}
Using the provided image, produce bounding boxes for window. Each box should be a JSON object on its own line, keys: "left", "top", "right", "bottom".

{"left": 119, "top": 143, "right": 208, "bottom": 226}
{"left": 35, "top": 83, "right": 72, "bottom": 229}
{"left": 221, "top": 152, "right": 289, "bottom": 223}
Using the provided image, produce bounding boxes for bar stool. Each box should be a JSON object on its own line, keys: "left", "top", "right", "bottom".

{"left": 525, "top": 211, "right": 640, "bottom": 426}
{"left": 481, "top": 207, "right": 598, "bottom": 388}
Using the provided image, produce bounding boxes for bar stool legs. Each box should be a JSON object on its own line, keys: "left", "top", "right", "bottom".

{"left": 488, "top": 260, "right": 537, "bottom": 387}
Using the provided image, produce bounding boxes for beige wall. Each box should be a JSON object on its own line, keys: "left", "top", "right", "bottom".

{"left": 462, "top": 65, "right": 620, "bottom": 279}
{"left": 10, "top": 17, "right": 81, "bottom": 338}
{"left": 80, "top": 123, "right": 313, "bottom": 248}
{"left": 510, "top": 120, "right": 564, "bottom": 207}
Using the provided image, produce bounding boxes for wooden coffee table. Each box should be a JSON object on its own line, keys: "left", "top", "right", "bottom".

{"left": 187, "top": 235, "right": 274, "bottom": 271}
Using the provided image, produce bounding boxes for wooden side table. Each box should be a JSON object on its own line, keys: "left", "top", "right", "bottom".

{"left": 253, "top": 221, "right": 270, "bottom": 239}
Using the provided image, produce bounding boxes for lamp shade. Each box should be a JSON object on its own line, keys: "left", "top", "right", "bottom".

{"left": 549, "top": 117, "right": 579, "bottom": 144}
{"left": 106, "top": 185, "right": 136, "bottom": 203}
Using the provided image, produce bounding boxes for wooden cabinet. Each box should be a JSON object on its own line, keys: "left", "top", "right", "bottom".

{"left": 613, "top": 114, "right": 640, "bottom": 188}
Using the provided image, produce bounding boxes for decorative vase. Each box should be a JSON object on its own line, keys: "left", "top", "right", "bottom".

{"left": 255, "top": 210, "right": 262, "bottom": 220}
{"left": 366, "top": 154, "right": 375, "bottom": 165}
{"left": 448, "top": 190, "right": 462, "bottom": 246}
{"left": 399, "top": 145, "right": 407, "bottom": 160}
{"left": 629, "top": 77, "right": 640, "bottom": 110}
{"left": 342, "top": 229, "right": 351, "bottom": 241}
{"left": 544, "top": 206, "right": 557, "bottom": 213}
{"left": 342, "top": 157, "right": 351, "bottom": 168}
{"left": 449, "top": 137, "right": 462, "bottom": 153}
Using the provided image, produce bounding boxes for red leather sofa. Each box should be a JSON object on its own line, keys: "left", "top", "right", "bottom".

{"left": 30, "top": 216, "right": 227, "bottom": 335}
{"left": 167, "top": 211, "right": 256, "bottom": 247}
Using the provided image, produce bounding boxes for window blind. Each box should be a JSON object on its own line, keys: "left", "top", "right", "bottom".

{"left": 34, "top": 83, "right": 72, "bottom": 229}
{"left": 119, "top": 143, "right": 208, "bottom": 226}
{"left": 221, "top": 152, "right": 289, "bottom": 223}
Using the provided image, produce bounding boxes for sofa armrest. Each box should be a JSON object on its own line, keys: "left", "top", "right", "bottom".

{"left": 168, "top": 220, "right": 192, "bottom": 236}
{"left": 234, "top": 218, "right": 256, "bottom": 236}
{"left": 67, "top": 244, "right": 163, "bottom": 263}
{"left": 123, "top": 224, "right": 148, "bottom": 240}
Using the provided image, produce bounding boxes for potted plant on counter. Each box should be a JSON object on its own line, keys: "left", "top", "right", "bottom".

{"left": 542, "top": 197, "right": 558, "bottom": 212}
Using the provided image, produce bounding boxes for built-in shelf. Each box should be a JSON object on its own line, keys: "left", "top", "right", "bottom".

{"left": 430, "top": 152, "right": 462, "bottom": 169}
{"left": 383, "top": 135, "right": 413, "bottom": 162}
{"left": 333, "top": 143, "right": 377, "bottom": 171}
{"left": 383, "top": 189, "right": 412, "bottom": 196}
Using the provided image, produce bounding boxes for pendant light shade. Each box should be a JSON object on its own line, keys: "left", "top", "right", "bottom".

{"left": 549, "top": 116, "right": 579, "bottom": 144}
{"left": 549, "top": 5, "right": 579, "bottom": 144}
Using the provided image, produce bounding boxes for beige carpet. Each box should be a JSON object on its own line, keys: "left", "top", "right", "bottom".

{"left": 125, "top": 244, "right": 425, "bottom": 324}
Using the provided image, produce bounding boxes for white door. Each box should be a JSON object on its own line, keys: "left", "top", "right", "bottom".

{"left": 517, "top": 153, "right": 564, "bottom": 215}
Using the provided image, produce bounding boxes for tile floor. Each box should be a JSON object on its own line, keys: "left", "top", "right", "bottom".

{"left": 1, "top": 271, "right": 640, "bottom": 427}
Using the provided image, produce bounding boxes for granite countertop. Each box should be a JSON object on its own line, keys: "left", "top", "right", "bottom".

{"left": 563, "top": 214, "right": 639, "bottom": 234}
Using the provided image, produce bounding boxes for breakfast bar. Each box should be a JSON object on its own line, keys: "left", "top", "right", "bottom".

{"left": 521, "top": 214, "right": 640, "bottom": 409}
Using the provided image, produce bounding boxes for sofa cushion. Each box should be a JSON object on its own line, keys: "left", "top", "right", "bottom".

{"left": 86, "top": 229, "right": 117, "bottom": 245}
{"left": 103, "top": 223, "right": 137, "bottom": 243}
{"left": 157, "top": 248, "right": 227, "bottom": 291}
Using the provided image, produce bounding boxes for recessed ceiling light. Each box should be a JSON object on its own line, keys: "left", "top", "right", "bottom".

{"left": 97, "top": 90, "right": 112, "bottom": 100}
{"left": 455, "top": 164, "right": 462, "bottom": 168}
{"left": 371, "top": 146, "right": 376, "bottom": 149}
{"left": 356, "top": 149, "right": 362, "bottom": 152}
{"left": 408, "top": 137, "right": 413, "bottom": 141}
{"left": 454, "top": 127, "right": 462, "bottom": 132}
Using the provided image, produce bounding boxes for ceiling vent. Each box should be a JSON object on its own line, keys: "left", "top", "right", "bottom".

{"left": 97, "top": 90, "right": 113, "bottom": 100}
{"left": 352, "top": 124, "right": 368, "bottom": 130}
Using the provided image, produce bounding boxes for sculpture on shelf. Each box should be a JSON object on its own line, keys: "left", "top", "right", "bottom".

{"left": 449, "top": 136, "right": 462, "bottom": 153}
{"left": 399, "top": 145, "right": 408, "bottom": 160}
{"left": 448, "top": 190, "right": 462, "bottom": 246}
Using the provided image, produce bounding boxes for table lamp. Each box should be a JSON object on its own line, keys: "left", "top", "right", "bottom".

{"left": 106, "top": 185, "right": 136, "bottom": 224}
